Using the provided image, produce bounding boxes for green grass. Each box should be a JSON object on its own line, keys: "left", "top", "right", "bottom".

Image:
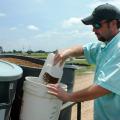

{"left": 66, "top": 58, "right": 95, "bottom": 75}
{"left": 28, "top": 53, "right": 48, "bottom": 59}
{"left": 17, "top": 53, "right": 48, "bottom": 59}
{"left": 66, "top": 58, "right": 89, "bottom": 65}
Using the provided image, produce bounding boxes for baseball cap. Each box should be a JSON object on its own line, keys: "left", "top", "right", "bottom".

{"left": 82, "top": 3, "right": 120, "bottom": 25}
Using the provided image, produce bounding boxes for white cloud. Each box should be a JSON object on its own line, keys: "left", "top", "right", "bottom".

{"left": 31, "top": 29, "right": 97, "bottom": 51}
{"left": 33, "top": 28, "right": 94, "bottom": 44}
{"left": 27, "top": 25, "right": 39, "bottom": 31}
{"left": 9, "top": 27, "right": 17, "bottom": 31}
{"left": 62, "top": 17, "right": 82, "bottom": 28}
{"left": 0, "top": 13, "right": 6, "bottom": 17}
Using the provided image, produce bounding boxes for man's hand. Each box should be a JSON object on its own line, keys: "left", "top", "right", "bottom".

{"left": 53, "top": 49, "right": 72, "bottom": 66}
{"left": 53, "top": 46, "right": 83, "bottom": 66}
{"left": 47, "top": 83, "right": 70, "bottom": 102}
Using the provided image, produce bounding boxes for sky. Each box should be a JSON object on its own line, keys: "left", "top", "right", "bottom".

{"left": 0, "top": 0, "right": 120, "bottom": 51}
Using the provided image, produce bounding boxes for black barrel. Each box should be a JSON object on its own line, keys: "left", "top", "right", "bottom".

{"left": 59, "top": 65, "right": 76, "bottom": 120}
{"left": 0, "top": 54, "right": 77, "bottom": 120}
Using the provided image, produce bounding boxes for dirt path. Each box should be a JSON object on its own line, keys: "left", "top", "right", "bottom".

{"left": 71, "top": 73, "right": 94, "bottom": 120}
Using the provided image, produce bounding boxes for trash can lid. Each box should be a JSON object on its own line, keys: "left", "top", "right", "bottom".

{"left": 0, "top": 60, "right": 23, "bottom": 81}
{"left": 64, "top": 64, "right": 79, "bottom": 70}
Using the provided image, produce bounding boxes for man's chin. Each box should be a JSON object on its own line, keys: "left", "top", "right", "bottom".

{"left": 98, "top": 39, "right": 106, "bottom": 42}
{"left": 97, "top": 36, "right": 106, "bottom": 42}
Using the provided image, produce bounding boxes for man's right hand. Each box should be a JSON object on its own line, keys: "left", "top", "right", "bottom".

{"left": 53, "top": 45, "right": 83, "bottom": 66}
{"left": 53, "top": 49, "right": 72, "bottom": 66}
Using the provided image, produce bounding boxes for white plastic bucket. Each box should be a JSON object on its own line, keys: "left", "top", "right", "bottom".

{"left": 20, "top": 76, "right": 67, "bottom": 120}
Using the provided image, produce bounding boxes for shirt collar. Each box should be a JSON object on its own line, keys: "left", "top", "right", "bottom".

{"left": 104, "top": 32, "right": 120, "bottom": 46}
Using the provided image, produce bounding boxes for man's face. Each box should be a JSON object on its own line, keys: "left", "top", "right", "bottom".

{"left": 92, "top": 20, "right": 114, "bottom": 42}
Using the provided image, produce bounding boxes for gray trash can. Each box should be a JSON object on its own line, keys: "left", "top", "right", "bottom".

{"left": 0, "top": 60, "right": 23, "bottom": 120}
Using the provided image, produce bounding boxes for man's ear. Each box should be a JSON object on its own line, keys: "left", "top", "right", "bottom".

{"left": 109, "top": 20, "right": 118, "bottom": 33}
{"left": 111, "top": 20, "right": 117, "bottom": 26}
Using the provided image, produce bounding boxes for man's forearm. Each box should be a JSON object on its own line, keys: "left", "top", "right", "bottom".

{"left": 68, "top": 86, "right": 95, "bottom": 102}
{"left": 67, "top": 84, "right": 111, "bottom": 102}
{"left": 66, "top": 45, "right": 84, "bottom": 58}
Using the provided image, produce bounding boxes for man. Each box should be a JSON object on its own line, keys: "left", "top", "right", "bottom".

{"left": 47, "top": 3, "right": 120, "bottom": 120}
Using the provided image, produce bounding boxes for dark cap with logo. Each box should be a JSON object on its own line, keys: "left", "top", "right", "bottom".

{"left": 82, "top": 3, "right": 120, "bottom": 25}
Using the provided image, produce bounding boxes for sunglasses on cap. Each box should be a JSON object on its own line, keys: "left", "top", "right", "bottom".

{"left": 92, "top": 20, "right": 111, "bottom": 29}
{"left": 92, "top": 23, "right": 102, "bottom": 29}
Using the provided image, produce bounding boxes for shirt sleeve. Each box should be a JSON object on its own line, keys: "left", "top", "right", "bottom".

{"left": 83, "top": 42, "right": 100, "bottom": 64}
{"left": 95, "top": 50, "right": 120, "bottom": 95}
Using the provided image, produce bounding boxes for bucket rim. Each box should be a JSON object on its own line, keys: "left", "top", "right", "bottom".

{"left": 25, "top": 76, "right": 67, "bottom": 89}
